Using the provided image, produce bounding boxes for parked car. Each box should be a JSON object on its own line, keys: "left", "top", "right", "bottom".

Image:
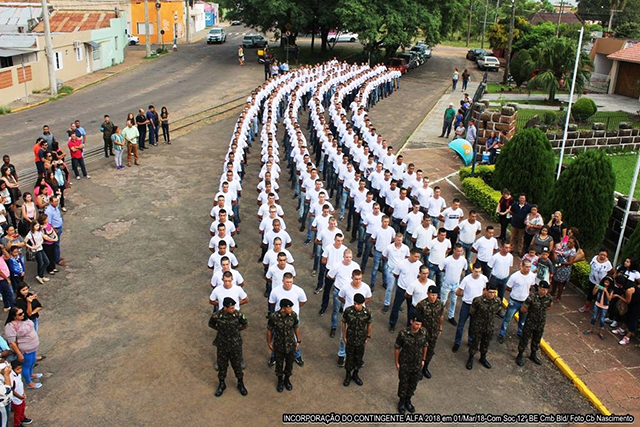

{"left": 389, "top": 57, "right": 408, "bottom": 74}
{"left": 397, "top": 52, "right": 419, "bottom": 70}
{"left": 231, "top": 20, "right": 242, "bottom": 26}
{"left": 477, "top": 55, "right": 500, "bottom": 71}
{"left": 128, "top": 34, "right": 139, "bottom": 45}
{"left": 242, "top": 34, "right": 268, "bottom": 48}
{"left": 466, "top": 48, "right": 491, "bottom": 60}
{"left": 328, "top": 32, "right": 359, "bottom": 43}
{"left": 411, "top": 43, "right": 432, "bottom": 58}
{"left": 206, "top": 28, "right": 226, "bottom": 44}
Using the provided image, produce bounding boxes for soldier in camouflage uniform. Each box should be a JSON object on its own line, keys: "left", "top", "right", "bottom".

{"left": 414, "top": 285, "right": 444, "bottom": 379}
{"left": 516, "top": 280, "right": 553, "bottom": 366}
{"left": 342, "top": 293, "right": 373, "bottom": 387}
{"left": 394, "top": 313, "right": 428, "bottom": 415}
{"left": 267, "top": 298, "right": 300, "bottom": 392}
{"left": 210, "top": 297, "right": 248, "bottom": 397}
{"left": 467, "top": 283, "right": 501, "bottom": 370}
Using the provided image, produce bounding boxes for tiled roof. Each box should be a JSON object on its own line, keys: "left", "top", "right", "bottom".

{"left": 32, "top": 11, "right": 115, "bottom": 33}
{"left": 608, "top": 42, "right": 640, "bottom": 64}
{"left": 528, "top": 12, "right": 582, "bottom": 25}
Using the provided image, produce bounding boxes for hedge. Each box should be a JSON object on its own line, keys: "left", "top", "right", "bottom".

{"left": 458, "top": 165, "right": 495, "bottom": 187}
{"left": 461, "top": 177, "right": 501, "bottom": 222}
{"left": 570, "top": 261, "right": 590, "bottom": 293}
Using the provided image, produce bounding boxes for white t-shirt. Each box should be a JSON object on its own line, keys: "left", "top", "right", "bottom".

{"left": 373, "top": 226, "right": 395, "bottom": 252}
{"left": 209, "top": 234, "right": 236, "bottom": 251}
{"left": 402, "top": 211, "right": 424, "bottom": 235}
{"left": 589, "top": 257, "right": 613, "bottom": 285}
{"left": 260, "top": 215, "right": 287, "bottom": 233}
{"left": 269, "top": 284, "right": 308, "bottom": 314}
{"left": 10, "top": 371, "right": 23, "bottom": 405}
{"left": 208, "top": 251, "right": 239, "bottom": 271}
{"left": 458, "top": 219, "right": 482, "bottom": 245}
{"left": 210, "top": 219, "right": 236, "bottom": 235}
{"left": 329, "top": 261, "right": 361, "bottom": 290}
{"left": 211, "top": 269, "right": 244, "bottom": 288}
{"left": 363, "top": 211, "right": 383, "bottom": 235}
{"left": 390, "top": 197, "right": 412, "bottom": 220}
{"left": 209, "top": 284, "right": 248, "bottom": 310}
{"left": 382, "top": 243, "right": 410, "bottom": 271}
{"left": 394, "top": 258, "right": 423, "bottom": 290}
{"left": 412, "top": 224, "right": 437, "bottom": 249}
{"left": 441, "top": 207, "right": 463, "bottom": 231}
{"left": 263, "top": 230, "right": 292, "bottom": 250}
{"left": 263, "top": 248, "right": 294, "bottom": 267}
{"left": 472, "top": 236, "right": 498, "bottom": 262}
{"left": 427, "top": 196, "right": 446, "bottom": 217}
{"left": 507, "top": 271, "right": 536, "bottom": 302}
{"left": 427, "top": 238, "right": 451, "bottom": 267}
{"left": 406, "top": 278, "right": 436, "bottom": 306}
{"left": 488, "top": 252, "right": 514, "bottom": 279}
{"left": 266, "top": 263, "right": 296, "bottom": 289}
{"left": 339, "top": 283, "right": 372, "bottom": 308}
{"left": 415, "top": 186, "right": 433, "bottom": 206}
{"left": 258, "top": 203, "right": 284, "bottom": 218}
{"left": 459, "top": 274, "right": 488, "bottom": 304}
{"left": 323, "top": 244, "right": 348, "bottom": 273}
{"left": 442, "top": 255, "right": 468, "bottom": 285}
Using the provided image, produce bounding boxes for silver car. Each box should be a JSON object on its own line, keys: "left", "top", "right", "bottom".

{"left": 206, "top": 28, "right": 226, "bottom": 44}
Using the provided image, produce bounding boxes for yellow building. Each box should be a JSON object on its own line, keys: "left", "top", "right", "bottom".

{"left": 130, "top": 0, "right": 184, "bottom": 44}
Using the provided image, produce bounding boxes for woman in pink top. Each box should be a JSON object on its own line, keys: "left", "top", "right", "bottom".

{"left": 584, "top": 276, "right": 613, "bottom": 340}
{"left": 19, "top": 193, "right": 37, "bottom": 237}
{"left": 4, "top": 307, "right": 42, "bottom": 388}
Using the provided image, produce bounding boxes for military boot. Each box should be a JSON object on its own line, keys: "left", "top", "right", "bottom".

{"left": 529, "top": 351, "right": 542, "bottom": 365}
{"left": 405, "top": 399, "right": 416, "bottom": 413}
{"left": 422, "top": 364, "right": 432, "bottom": 379}
{"left": 284, "top": 375, "right": 293, "bottom": 391}
{"left": 237, "top": 380, "right": 248, "bottom": 396}
{"left": 466, "top": 355, "right": 474, "bottom": 370}
{"left": 343, "top": 370, "right": 352, "bottom": 387}
{"left": 214, "top": 380, "right": 226, "bottom": 397}
{"left": 276, "top": 376, "right": 284, "bottom": 393}
{"left": 352, "top": 370, "right": 363, "bottom": 386}
{"left": 479, "top": 353, "right": 492, "bottom": 369}
{"left": 397, "top": 399, "right": 406, "bottom": 414}
{"left": 516, "top": 352, "right": 525, "bottom": 366}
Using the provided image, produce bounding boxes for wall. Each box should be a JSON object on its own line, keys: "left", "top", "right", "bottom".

{"left": 545, "top": 125, "right": 640, "bottom": 154}
{"left": 48, "top": 31, "right": 92, "bottom": 84}
{"left": 606, "top": 194, "right": 640, "bottom": 251}
{"left": 0, "top": 52, "right": 48, "bottom": 103}
{"left": 131, "top": 0, "right": 184, "bottom": 44}
{"left": 471, "top": 103, "right": 518, "bottom": 150}
{"left": 90, "top": 13, "right": 127, "bottom": 70}
{"left": 593, "top": 53, "right": 613, "bottom": 76}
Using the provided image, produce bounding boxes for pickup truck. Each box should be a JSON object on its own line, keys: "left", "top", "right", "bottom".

{"left": 477, "top": 55, "right": 500, "bottom": 71}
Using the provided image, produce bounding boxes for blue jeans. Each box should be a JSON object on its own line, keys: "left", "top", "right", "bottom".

{"left": 489, "top": 276, "right": 508, "bottom": 304}
{"left": 22, "top": 350, "right": 36, "bottom": 385}
{"left": 148, "top": 124, "right": 156, "bottom": 145}
{"left": 361, "top": 235, "right": 374, "bottom": 273}
{"left": 461, "top": 242, "right": 473, "bottom": 274}
{"left": 384, "top": 270, "right": 397, "bottom": 307}
{"left": 371, "top": 250, "right": 383, "bottom": 289}
{"left": 389, "top": 285, "right": 409, "bottom": 327}
{"left": 440, "top": 280, "right": 458, "bottom": 319}
{"left": 454, "top": 302, "right": 473, "bottom": 346}
{"left": 430, "top": 216, "right": 440, "bottom": 229}
{"left": 428, "top": 262, "right": 443, "bottom": 289}
{"left": 0, "top": 279, "right": 13, "bottom": 309}
{"left": 34, "top": 250, "right": 49, "bottom": 278}
{"left": 499, "top": 298, "right": 526, "bottom": 337}
{"left": 338, "top": 334, "right": 346, "bottom": 357}
{"left": 339, "top": 189, "right": 349, "bottom": 217}
{"left": 357, "top": 226, "right": 367, "bottom": 253}
{"left": 591, "top": 305, "right": 608, "bottom": 329}
{"left": 331, "top": 287, "right": 343, "bottom": 329}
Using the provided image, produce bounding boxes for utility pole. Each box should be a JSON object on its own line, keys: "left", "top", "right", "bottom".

{"left": 144, "top": 0, "right": 151, "bottom": 57}
{"left": 40, "top": 0, "right": 57, "bottom": 96}
{"left": 481, "top": 0, "right": 489, "bottom": 49}
{"left": 556, "top": 0, "right": 564, "bottom": 37}
{"left": 503, "top": 0, "right": 516, "bottom": 85}
{"left": 466, "top": 0, "right": 473, "bottom": 47}
{"left": 156, "top": 1, "right": 161, "bottom": 48}
{"left": 494, "top": 0, "right": 500, "bottom": 23}
{"left": 185, "top": 0, "right": 191, "bottom": 44}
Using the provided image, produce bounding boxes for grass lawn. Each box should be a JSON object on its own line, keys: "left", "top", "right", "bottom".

{"left": 515, "top": 108, "right": 640, "bottom": 131}
{"left": 563, "top": 153, "right": 640, "bottom": 198}
{"left": 438, "top": 38, "right": 487, "bottom": 49}
{"left": 486, "top": 82, "right": 570, "bottom": 95}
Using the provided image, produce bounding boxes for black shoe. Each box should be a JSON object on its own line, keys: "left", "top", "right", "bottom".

{"left": 338, "top": 356, "right": 345, "bottom": 367}
{"left": 466, "top": 355, "right": 474, "bottom": 370}
{"left": 284, "top": 376, "right": 293, "bottom": 391}
{"left": 452, "top": 343, "right": 460, "bottom": 352}
{"left": 352, "top": 370, "right": 363, "bottom": 386}
{"left": 314, "top": 287, "right": 323, "bottom": 295}
{"left": 529, "top": 351, "right": 542, "bottom": 365}
{"left": 298, "top": 217, "right": 303, "bottom": 223}
{"left": 497, "top": 334, "right": 504, "bottom": 344}
{"left": 350, "top": 238, "right": 356, "bottom": 243}
{"left": 330, "top": 328, "right": 336, "bottom": 338}
{"left": 405, "top": 399, "right": 416, "bottom": 413}
{"left": 343, "top": 370, "right": 352, "bottom": 387}
{"left": 264, "top": 289, "right": 270, "bottom": 298}
{"left": 299, "top": 226, "right": 305, "bottom": 232}
{"left": 422, "top": 364, "right": 431, "bottom": 379}
{"left": 516, "top": 352, "right": 524, "bottom": 367}
{"left": 398, "top": 307, "right": 404, "bottom": 313}
{"left": 448, "top": 317, "right": 457, "bottom": 326}
{"left": 389, "top": 324, "right": 396, "bottom": 333}
{"left": 22, "top": 419, "right": 33, "bottom": 425}
{"left": 382, "top": 305, "right": 389, "bottom": 314}
{"left": 319, "top": 308, "right": 326, "bottom": 316}
{"left": 276, "top": 376, "right": 284, "bottom": 392}
{"left": 357, "top": 252, "right": 362, "bottom": 257}
{"left": 479, "top": 354, "right": 492, "bottom": 369}
{"left": 397, "top": 400, "right": 406, "bottom": 415}
{"left": 295, "top": 356, "right": 304, "bottom": 366}
{"left": 215, "top": 380, "right": 226, "bottom": 397}
{"left": 268, "top": 355, "right": 276, "bottom": 367}
{"left": 517, "top": 332, "right": 522, "bottom": 338}
{"left": 237, "top": 380, "right": 248, "bottom": 396}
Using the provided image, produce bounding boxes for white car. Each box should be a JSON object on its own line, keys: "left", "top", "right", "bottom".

{"left": 128, "top": 34, "right": 139, "bottom": 45}
{"left": 477, "top": 55, "right": 500, "bottom": 71}
{"left": 328, "top": 32, "right": 358, "bottom": 43}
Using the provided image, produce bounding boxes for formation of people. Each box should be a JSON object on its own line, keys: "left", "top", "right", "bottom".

{"left": 204, "top": 57, "right": 640, "bottom": 414}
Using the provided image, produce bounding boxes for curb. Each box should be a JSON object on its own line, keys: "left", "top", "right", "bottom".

{"left": 502, "top": 298, "right": 612, "bottom": 415}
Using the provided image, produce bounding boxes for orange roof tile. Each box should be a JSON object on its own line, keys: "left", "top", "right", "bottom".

{"left": 607, "top": 42, "right": 640, "bottom": 64}
{"left": 32, "top": 11, "right": 115, "bottom": 33}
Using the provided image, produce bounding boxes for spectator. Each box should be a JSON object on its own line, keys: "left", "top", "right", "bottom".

{"left": 68, "top": 133, "right": 90, "bottom": 180}
{"left": 0, "top": 182, "right": 15, "bottom": 230}
{"left": 38, "top": 215, "right": 58, "bottom": 277}
{"left": 18, "top": 193, "right": 37, "bottom": 237}
{"left": 44, "top": 196, "right": 64, "bottom": 267}
{"left": 74, "top": 120, "right": 87, "bottom": 144}
{"left": 4, "top": 307, "right": 42, "bottom": 389}
{"left": 452, "top": 68, "right": 459, "bottom": 91}
{"left": 550, "top": 238, "right": 577, "bottom": 302}
{"left": 523, "top": 205, "right": 543, "bottom": 256}
{"left": 160, "top": 106, "right": 171, "bottom": 144}
{"left": 10, "top": 360, "right": 32, "bottom": 427}
{"left": 584, "top": 276, "right": 613, "bottom": 340}
{"left": 579, "top": 249, "right": 614, "bottom": 313}
{"left": 111, "top": 125, "right": 125, "bottom": 170}
{"left": 100, "top": 114, "right": 115, "bottom": 158}
{"left": 45, "top": 171, "right": 64, "bottom": 212}
{"left": 439, "top": 103, "right": 456, "bottom": 139}
{"left": 136, "top": 108, "right": 148, "bottom": 150}
{"left": 7, "top": 246, "right": 25, "bottom": 287}
{"left": 32, "top": 139, "right": 46, "bottom": 177}
{"left": 147, "top": 105, "right": 160, "bottom": 146}
{"left": 613, "top": 278, "right": 640, "bottom": 346}
{"left": 122, "top": 120, "right": 140, "bottom": 167}
{"left": 461, "top": 69, "right": 470, "bottom": 91}
{"left": 0, "top": 166, "right": 19, "bottom": 223}
{"left": 39, "top": 125, "right": 54, "bottom": 146}
{"left": 531, "top": 225, "right": 554, "bottom": 255}
{"left": 0, "top": 247, "right": 12, "bottom": 312}
{"left": 547, "top": 211, "right": 567, "bottom": 245}
{"left": 495, "top": 189, "right": 512, "bottom": 243}
{"left": 1, "top": 226, "right": 25, "bottom": 266}
{"left": 508, "top": 193, "right": 531, "bottom": 255}
{"left": 25, "top": 222, "right": 48, "bottom": 284}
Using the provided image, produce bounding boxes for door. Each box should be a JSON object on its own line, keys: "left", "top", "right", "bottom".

{"left": 85, "top": 45, "right": 91, "bottom": 73}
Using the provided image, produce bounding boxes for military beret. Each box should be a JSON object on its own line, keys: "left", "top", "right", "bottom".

{"left": 487, "top": 282, "right": 498, "bottom": 291}
{"left": 223, "top": 297, "right": 236, "bottom": 307}
{"left": 411, "top": 313, "right": 425, "bottom": 323}
{"left": 539, "top": 281, "right": 550, "bottom": 289}
{"left": 428, "top": 285, "right": 438, "bottom": 294}
{"left": 280, "top": 298, "right": 294, "bottom": 308}
{"left": 354, "top": 293, "right": 365, "bottom": 304}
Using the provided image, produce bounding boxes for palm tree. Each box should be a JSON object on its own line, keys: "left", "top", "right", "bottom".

{"left": 524, "top": 37, "right": 592, "bottom": 102}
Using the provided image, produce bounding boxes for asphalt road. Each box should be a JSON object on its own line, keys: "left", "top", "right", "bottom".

{"left": 0, "top": 27, "right": 262, "bottom": 173}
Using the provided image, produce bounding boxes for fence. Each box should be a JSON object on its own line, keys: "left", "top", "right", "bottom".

{"left": 516, "top": 110, "right": 640, "bottom": 132}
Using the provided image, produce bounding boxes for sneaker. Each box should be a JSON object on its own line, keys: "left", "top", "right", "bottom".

{"left": 611, "top": 321, "right": 619, "bottom": 328}
{"left": 448, "top": 317, "right": 457, "bottom": 326}
{"left": 604, "top": 318, "right": 613, "bottom": 324}
{"left": 61, "top": 207, "right": 67, "bottom": 212}
{"left": 578, "top": 304, "right": 590, "bottom": 313}
{"left": 619, "top": 336, "right": 630, "bottom": 346}
{"left": 381, "top": 305, "right": 389, "bottom": 314}
{"left": 22, "top": 418, "right": 33, "bottom": 425}
{"left": 310, "top": 270, "right": 317, "bottom": 277}
{"left": 76, "top": 176, "right": 81, "bottom": 180}
{"left": 42, "top": 277, "right": 50, "bottom": 282}
{"left": 86, "top": 175, "right": 91, "bottom": 179}
{"left": 612, "top": 327, "right": 626, "bottom": 335}
{"left": 35, "top": 276, "right": 44, "bottom": 284}
{"left": 295, "top": 356, "right": 304, "bottom": 367}
{"left": 337, "top": 356, "right": 345, "bottom": 367}
{"left": 53, "top": 268, "right": 59, "bottom": 273}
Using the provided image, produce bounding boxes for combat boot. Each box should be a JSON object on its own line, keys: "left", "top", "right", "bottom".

{"left": 343, "top": 370, "right": 352, "bottom": 387}
{"left": 237, "top": 380, "right": 248, "bottom": 396}
{"left": 284, "top": 375, "right": 293, "bottom": 391}
{"left": 352, "top": 370, "right": 363, "bottom": 386}
{"left": 466, "top": 355, "right": 474, "bottom": 370}
{"left": 214, "top": 380, "right": 226, "bottom": 397}
{"left": 529, "top": 351, "right": 542, "bottom": 365}
{"left": 479, "top": 353, "right": 492, "bottom": 369}
{"left": 397, "top": 399, "right": 406, "bottom": 414}
{"left": 516, "top": 352, "right": 525, "bottom": 366}
{"left": 422, "top": 364, "right": 432, "bottom": 379}
{"left": 405, "top": 399, "right": 416, "bottom": 413}
{"left": 276, "top": 376, "right": 284, "bottom": 393}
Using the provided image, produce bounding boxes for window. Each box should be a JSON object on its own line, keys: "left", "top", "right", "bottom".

{"left": 75, "top": 47, "right": 83, "bottom": 62}
{"left": 137, "top": 23, "right": 155, "bottom": 35}
{"left": 54, "top": 51, "right": 63, "bottom": 70}
{"left": 92, "top": 45, "right": 101, "bottom": 61}
{"left": 0, "top": 57, "right": 13, "bottom": 69}
{"left": 115, "top": 36, "right": 118, "bottom": 50}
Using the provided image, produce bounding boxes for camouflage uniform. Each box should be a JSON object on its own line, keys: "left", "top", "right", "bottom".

{"left": 518, "top": 291, "right": 553, "bottom": 354}
{"left": 414, "top": 299, "right": 444, "bottom": 365}
{"left": 211, "top": 310, "right": 248, "bottom": 381}
{"left": 343, "top": 306, "right": 372, "bottom": 371}
{"left": 395, "top": 327, "right": 428, "bottom": 400}
{"left": 268, "top": 311, "right": 299, "bottom": 377}
{"left": 469, "top": 295, "right": 501, "bottom": 356}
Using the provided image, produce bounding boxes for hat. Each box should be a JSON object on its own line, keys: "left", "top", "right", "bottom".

{"left": 280, "top": 298, "right": 294, "bottom": 308}
{"left": 223, "top": 297, "right": 236, "bottom": 307}
{"left": 487, "top": 282, "right": 498, "bottom": 291}
{"left": 541, "top": 247, "right": 550, "bottom": 253}
{"left": 428, "top": 285, "right": 438, "bottom": 294}
{"left": 539, "top": 281, "right": 550, "bottom": 289}
{"left": 354, "top": 293, "right": 365, "bottom": 304}
{"left": 411, "top": 313, "right": 425, "bottom": 323}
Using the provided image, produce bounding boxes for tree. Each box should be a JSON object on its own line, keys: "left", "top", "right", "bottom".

{"left": 487, "top": 17, "right": 527, "bottom": 52}
{"left": 525, "top": 37, "right": 593, "bottom": 101}
{"left": 510, "top": 50, "right": 534, "bottom": 87}
{"left": 512, "top": 22, "right": 555, "bottom": 51}
{"left": 615, "top": 21, "right": 640, "bottom": 37}
{"left": 551, "top": 150, "right": 616, "bottom": 250}
{"left": 493, "top": 128, "right": 556, "bottom": 209}
{"left": 621, "top": 222, "right": 640, "bottom": 263}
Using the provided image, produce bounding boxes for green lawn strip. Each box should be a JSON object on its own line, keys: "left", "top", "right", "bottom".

{"left": 562, "top": 153, "right": 640, "bottom": 198}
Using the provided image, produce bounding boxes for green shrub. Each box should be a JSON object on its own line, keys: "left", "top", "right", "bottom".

{"left": 461, "top": 177, "right": 501, "bottom": 221}
{"left": 58, "top": 85, "right": 74, "bottom": 95}
{"left": 542, "top": 111, "right": 557, "bottom": 126}
{"left": 621, "top": 222, "right": 640, "bottom": 263}
{"left": 510, "top": 50, "right": 534, "bottom": 87}
{"left": 572, "top": 97, "right": 597, "bottom": 121}
{"left": 571, "top": 260, "right": 591, "bottom": 293}
{"left": 0, "top": 106, "right": 10, "bottom": 115}
{"left": 458, "top": 165, "right": 495, "bottom": 186}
